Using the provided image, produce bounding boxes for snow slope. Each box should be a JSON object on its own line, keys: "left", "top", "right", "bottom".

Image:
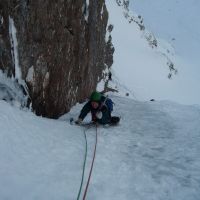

{"left": 1, "top": 97, "right": 200, "bottom": 200}
{"left": 0, "top": 100, "right": 94, "bottom": 199}
{"left": 106, "top": 0, "right": 200, "bottom": 105}
{"left": 130, "top": 0, "right": 200, "bottom": 65}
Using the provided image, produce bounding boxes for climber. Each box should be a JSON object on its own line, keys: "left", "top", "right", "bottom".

{"left": 75, "top": 91, "right": 120, "bottom": 125}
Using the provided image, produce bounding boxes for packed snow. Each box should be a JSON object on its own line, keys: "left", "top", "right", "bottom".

{"left": 0, "top": 95, "right": 200, "bottom": 199}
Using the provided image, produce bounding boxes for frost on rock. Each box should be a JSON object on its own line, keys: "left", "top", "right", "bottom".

{"left": 0, "top": 71, "right": 28, "bottom": 107}
{"left": 97, "top": 66, "right": 109, "bottom": 92}
{"left": 97, "top": 64, "right": 118, "bottom": 94}
{"left": 43, "top": 72, "right": 49, "bottom": 90}
{"left": 0, "top": 15, "right": 3, "bottom": 26}
{"left": 116, "top": 0, "right": 129, "bottom": 9}
{"left": 106, "top": 24, "right": 114, "bottom": 42}
{"left": 26, "top": 66, "right": 34, "bottom": 83}
{"left": 116, "top": 0, "right": 144, "bottom": 30}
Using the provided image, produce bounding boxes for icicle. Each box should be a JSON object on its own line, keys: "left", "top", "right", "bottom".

{"left": 83, "top": 0, "right": 90, "bottom": 21}
{"left": 8, "top": 16, "right": 22, "bottom": 80}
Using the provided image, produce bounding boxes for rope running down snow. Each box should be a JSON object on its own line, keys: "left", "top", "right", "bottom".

{"left": 76, "top": 125, "right": 89, "bottom": 200}
{"left": 82, "top": 124, "right": 98, "bottom": 200}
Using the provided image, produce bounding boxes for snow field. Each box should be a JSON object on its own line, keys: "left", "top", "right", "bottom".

{"left": 1, "top": 95, "right": 200, "bottom": 200}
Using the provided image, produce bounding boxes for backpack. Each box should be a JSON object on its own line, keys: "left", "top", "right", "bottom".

{"left": 105, "top": 98, "right": 114, "bottom": 112}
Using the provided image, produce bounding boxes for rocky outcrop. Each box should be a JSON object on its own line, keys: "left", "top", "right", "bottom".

{"left": 0, "top": 0, "right": 114, "bottom": 118}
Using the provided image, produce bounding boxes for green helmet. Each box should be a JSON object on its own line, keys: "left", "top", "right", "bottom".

{"left": 90, "top": 91, "right": 102, "bottom": 102}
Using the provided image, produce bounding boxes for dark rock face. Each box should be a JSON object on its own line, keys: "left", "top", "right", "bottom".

{"left": 0, "top": 0, "right": 114, "bottom": 118}
{"left": 0, "top": 0, "right": 13, "bottom": 76}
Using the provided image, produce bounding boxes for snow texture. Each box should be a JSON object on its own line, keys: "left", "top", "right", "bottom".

{"left": 0, "top": 95, "right": 200, "bottom": 200}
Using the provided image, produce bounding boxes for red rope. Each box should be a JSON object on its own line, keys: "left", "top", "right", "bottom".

{"left": 82, "top": 124, "right": 98, "bottom": 200}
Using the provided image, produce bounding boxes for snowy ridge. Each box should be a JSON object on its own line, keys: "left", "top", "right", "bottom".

{"left": 114, "top": 0, "right": 177, "bottom": 78}
{"left": 105, "top": 0, "right": 200, "bottom": 105}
